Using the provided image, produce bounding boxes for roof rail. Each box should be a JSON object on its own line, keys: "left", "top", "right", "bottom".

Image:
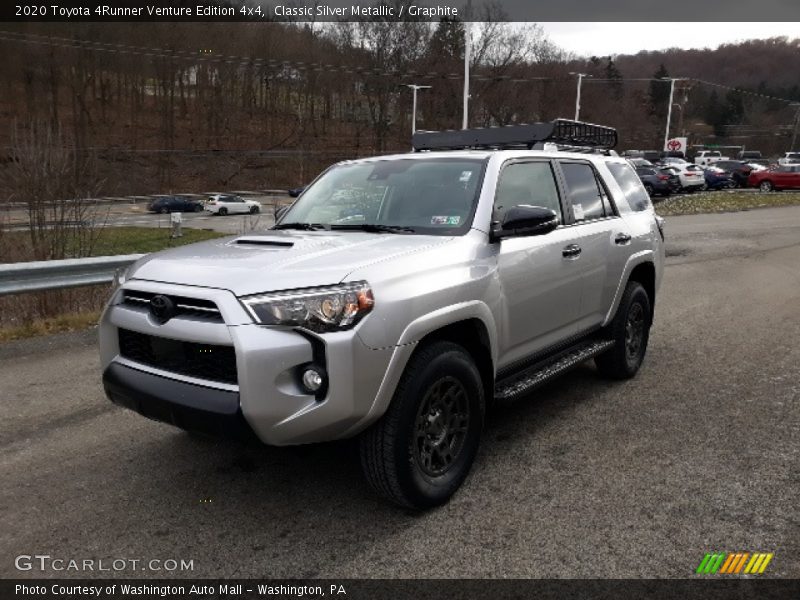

{"left": 412, "top": 119, "right": 618, "bottom": 152}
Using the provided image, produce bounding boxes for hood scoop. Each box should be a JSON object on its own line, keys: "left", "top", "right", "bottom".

{"left": 232, "top": 237, "right": 294, "bottom": 248}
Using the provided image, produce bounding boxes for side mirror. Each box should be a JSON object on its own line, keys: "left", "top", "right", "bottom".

{"left": 492, "top": 205, "right": 559, "bottom": 240}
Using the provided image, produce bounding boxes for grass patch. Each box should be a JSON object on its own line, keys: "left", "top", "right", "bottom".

{"left": 0, "top": 311, "right": 101, "bottom": 342}
{"left": 656, "top": 191, "right": 800, "bottom": 217}
{"left": 1, "top": 226, "right": 227, "bottom": 263}
{"left": 88, "top": 226, "right": 227, "bottom": 255}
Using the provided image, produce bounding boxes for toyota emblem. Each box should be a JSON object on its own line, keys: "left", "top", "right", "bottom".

{"left": 149, "top": 295, "right": 176, "bottom": 324}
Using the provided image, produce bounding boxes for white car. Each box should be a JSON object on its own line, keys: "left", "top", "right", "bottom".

{"left": 205, "top": 194, "right": 262, "bottom": 216}
{"left": 778, "top": 152, "right": 800, "bottom": 166}
{"left": 694, "top": 151, "right": 729, "bottom": 167}
{"left": 664, "top": 163, "right": 706, "bottom": 191}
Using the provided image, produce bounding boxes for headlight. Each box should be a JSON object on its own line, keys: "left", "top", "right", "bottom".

{"left": 241, "top": 281, "right": 374, "bottom": 332}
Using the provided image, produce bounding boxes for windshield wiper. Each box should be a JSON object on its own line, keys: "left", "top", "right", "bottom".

{"left": 330, "top": 224, "right": 416, "bottom": 234}
{"left": 272, "top": 222, "right": 328, "bottom": 231}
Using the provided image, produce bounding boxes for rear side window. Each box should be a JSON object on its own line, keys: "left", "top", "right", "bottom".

{"left": 560, "top": 162, "right": 607, "bottom": 222}
{"left": 495, "top": 161, "right": 562, "bottom": 223}
{"left": 606, "top": 162, "right": 653, "bottom": 213}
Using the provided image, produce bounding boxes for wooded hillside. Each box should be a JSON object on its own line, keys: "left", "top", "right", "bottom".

{"left": 1, "top": 22, "right": 798, "bottom": 196}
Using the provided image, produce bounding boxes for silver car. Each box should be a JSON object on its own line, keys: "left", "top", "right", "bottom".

{"left": 100, "top": 121, "right": 664, "bottom": 509}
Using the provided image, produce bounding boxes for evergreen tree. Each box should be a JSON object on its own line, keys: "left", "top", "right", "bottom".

{"left": 649, "top": 64, "right": 670, "bottom": 117}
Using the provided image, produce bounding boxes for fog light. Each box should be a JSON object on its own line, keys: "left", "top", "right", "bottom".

{"left": 301, "top": 368, "right": 324, "bottom": 393}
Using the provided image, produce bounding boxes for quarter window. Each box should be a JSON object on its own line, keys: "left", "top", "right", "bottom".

{"left": 607, "top": 162, "right": 653, "bottom": 213}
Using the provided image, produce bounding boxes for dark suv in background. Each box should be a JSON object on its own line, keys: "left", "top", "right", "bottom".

{"left": 634, "top": 166, "right": 674, "bottom": 197}
{"left": 148, "top": 196, "right": 204, "bottom": 214}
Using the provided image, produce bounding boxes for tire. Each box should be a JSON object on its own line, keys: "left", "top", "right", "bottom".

{"left": 359, "top": 341, "right": 484, "bottom": 509}
{"left": 159, "top": 207, "right": 167, "bottom": 214}
{"left": 194, "top": 204, "right": 203, "bottom": 212}
{"left": 595, "top": 281, "right": 652, "bottom": 380}
{"left": 218, "top": 207, "right": 228, "bottom": 216}
{"left": 249, "top": 205, "right": 260, "bottom": 214}
{"left": 759, "top": 181, "right": 774, "bottom": 192}
{"left": 643, "top": 183, "right": 654, "bottom": 196}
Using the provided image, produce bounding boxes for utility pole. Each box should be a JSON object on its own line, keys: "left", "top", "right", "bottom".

{"left": 662, "top": 77, "right": 687, "bottom": 151}
{"left": 462, "top": 21, "right": 470, "bottom": 129}
{"left": 790, "top": 103, "right": 800, "bottom": 150}
{"left": 401, "top": 84, "right": 432, "bottom": 135}
{"left": 569, "top": 72, "right": 590, "bottom": 121}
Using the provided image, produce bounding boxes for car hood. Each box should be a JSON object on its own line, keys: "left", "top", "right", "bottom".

{"left": 128, "top": 230, "right": 454, "bottom": 296}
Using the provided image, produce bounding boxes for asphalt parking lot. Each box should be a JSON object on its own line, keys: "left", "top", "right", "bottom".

{"left": 1, "top": 206, "right": 798, "bottom": 579}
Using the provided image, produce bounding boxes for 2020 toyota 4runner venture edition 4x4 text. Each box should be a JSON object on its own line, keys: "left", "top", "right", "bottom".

{"left": 100, "top": 120, "right": 665, "bottom": 509}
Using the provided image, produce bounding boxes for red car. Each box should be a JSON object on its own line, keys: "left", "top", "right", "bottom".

{"left": 748, "top": 165, "right": 800, "bottom": 191}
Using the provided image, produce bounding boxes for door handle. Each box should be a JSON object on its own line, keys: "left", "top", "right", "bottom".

{"left": 562, "top": 244, "right": 582, "bottom": 259}
{"left": 614, "top": 233, "right": 632, "bottom": 245}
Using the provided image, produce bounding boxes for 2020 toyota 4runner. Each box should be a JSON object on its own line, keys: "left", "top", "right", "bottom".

{"left": 99, "top": 120, "right": 665, "bottom": 508}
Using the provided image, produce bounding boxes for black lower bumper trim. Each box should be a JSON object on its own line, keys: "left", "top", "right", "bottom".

{"left": 103, "top": 362, "right": 255, "bottom": 440}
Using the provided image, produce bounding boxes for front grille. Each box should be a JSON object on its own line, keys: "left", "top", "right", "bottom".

{"left": 118, "top": 329, "right": 238, "bottom": 385}
{"left": 121, "top": 289, "right": 223, "bottom": 322}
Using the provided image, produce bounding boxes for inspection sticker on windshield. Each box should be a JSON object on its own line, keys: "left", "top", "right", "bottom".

{"left": 431, "top": 216, "right": 461, "bottom": 225}
{"left": 459, "top": 171, "right": 472, "bottom": 182}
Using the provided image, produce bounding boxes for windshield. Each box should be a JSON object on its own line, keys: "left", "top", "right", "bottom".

{"left": 277, "top": 158, "right": 486, "bottom": 235}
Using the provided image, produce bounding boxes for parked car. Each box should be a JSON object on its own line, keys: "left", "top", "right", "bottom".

{"left": 288, "top": 186, "right": 306, "bottom": 198}
{"left": 738, "top": 150, "right": 762, "bottom": 161}
{"left": 205, "top": 194, "right": 262, "bottom": 215}
{"left": 694, "top": 151, "right": 729, "bottom": 167}
{"left": 666, "top": 163, "right": 706, "bottom": 192}
{"left": 635, "top": 167, "right": 673, "bottom": 197}
{"left": 627, "top": 158, "right": 655, "bottom": 168}
{"left": 703, "top": 166, "right": 734, "bottom": 190}
{"left": 778, "top": 152, "right": 800, "bottom": 166}
{"left": 748, "top": 164, "right": 800, "bottom": 191}
{"left": 711, "top": 160, "right": 757, "bottom": 188}
{"left": 657, "top": 156, "right": 690, "bottom": 168}
{"left": 148, "top": 196, "right": 204, "bottom": 214}
{"left": 100, "top": 119, "right": 664, "bottom": 508}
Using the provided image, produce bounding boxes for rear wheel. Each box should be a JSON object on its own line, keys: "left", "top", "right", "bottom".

{"left": 595, "top": 281, "right": 652, "bottom": 380}
{"left": 249, "top": 205, "right": 260, "bottom": 214}
{"left": 159, "top": 207, "right": 167, "bottom": 214}
{"left": 359, "top": 341, "right": 484, "bottom": 509}
{"left": 759, "top": 180, "right": 774, "bottom": 192}
{"left": 194, "top": 204, "right": 203, "bottom": 212}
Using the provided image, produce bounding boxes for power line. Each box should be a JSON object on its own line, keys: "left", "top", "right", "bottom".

{"left": 1, "top": 30, "right": 797, "bottom": 104}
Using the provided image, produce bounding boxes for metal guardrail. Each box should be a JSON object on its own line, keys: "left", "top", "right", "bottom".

{"left": 0, "top": 254, "right": 144, "bottom": 296}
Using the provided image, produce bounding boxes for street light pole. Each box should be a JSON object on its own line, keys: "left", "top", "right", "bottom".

{"left": 661, "top": 77, "right": 686, "bottom": 151}
{"left": 462, "top": 21, "right": 470, "bottom": 129}
{"left": 569, "top": 72, "right": 590, "bottom": 121}
{"left": 401, "top": 84, "right": 432, "bottom": 136}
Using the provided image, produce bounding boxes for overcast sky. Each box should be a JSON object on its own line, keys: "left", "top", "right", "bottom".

{"left": 541, "top": 22, "right": 800, "bottom": 57}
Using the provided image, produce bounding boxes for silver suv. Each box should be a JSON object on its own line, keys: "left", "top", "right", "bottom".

{"left": 99, "top": 120, "right": 664, "bottom": 508}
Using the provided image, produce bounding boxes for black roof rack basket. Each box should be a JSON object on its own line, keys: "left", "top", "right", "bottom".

{"left": 412, "top": 119, "right": 617, "bottom": 152}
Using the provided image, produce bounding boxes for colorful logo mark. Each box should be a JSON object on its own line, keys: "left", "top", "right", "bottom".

{"left": 696, "top": 552, "right": 774, "bottom": 575}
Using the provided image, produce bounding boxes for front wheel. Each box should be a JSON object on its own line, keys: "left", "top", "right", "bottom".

{"left": 759, "top": 181, "right": 774, "bottom": 192}
{"left": 218, "top": 207, "right": 228, "bottom": 216}
{"left": 359, "top": 341, "right": 484, "bottom": 509}
{"left": 595, "top": 281, "right": 652, "bottom": 380}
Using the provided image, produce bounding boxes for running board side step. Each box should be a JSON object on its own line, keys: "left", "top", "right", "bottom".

{"left": 494, "top": 339, "right": 615, "bottom": 401}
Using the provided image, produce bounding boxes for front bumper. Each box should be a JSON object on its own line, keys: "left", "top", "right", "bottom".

{"left": 99, "top": 280, "right": 393, "bottom": 446}
{"left": 103, "top": 362, "right": 253, "bottom": 439}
